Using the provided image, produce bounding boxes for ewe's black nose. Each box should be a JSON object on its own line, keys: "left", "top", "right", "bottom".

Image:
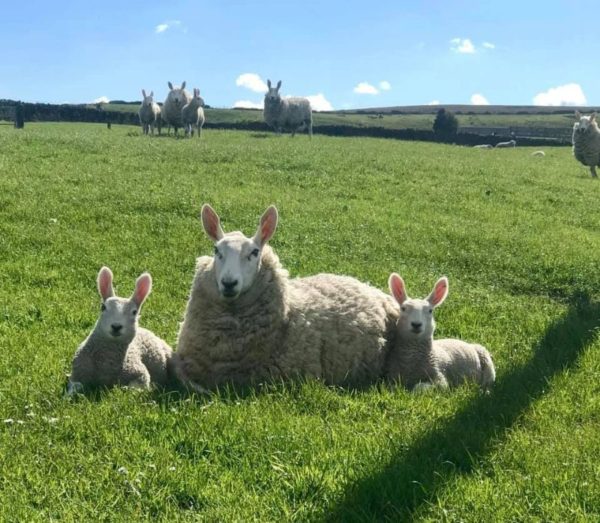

{"left": 411, "top": 322, "right": 422, "bottom": 330}
{"left": 111, "top": 323, "right": 123, "bottom": 332}
{"left": 221, "top": 279, "right": 238, "bottom": 290}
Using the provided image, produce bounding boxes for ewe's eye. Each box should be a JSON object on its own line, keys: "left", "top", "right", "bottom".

{"left": 101, "top": 303, "right": 106, "bottom": 312}
{"left": 429, "top": 309, "right": 433, "bottom": 314}
{"left": 132, "top": 309, "right": 138, "bottom": 316}
{"left": 248, "top": 248, "right": 259, "bottom": 260}
{"left": 400, "top": 306, "right": 406, "bottom": 312}
{"left": 214, "top": 247, "right": 222, "bottom": 259}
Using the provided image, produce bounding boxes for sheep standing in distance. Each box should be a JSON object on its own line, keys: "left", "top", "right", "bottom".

{"left": 385, "top": 274, "right": 495, "bottom": 392}
{"left": 162, "top": 81, "right": 192, "bottom": 136}
{"left": 495, "top": 139, "right": 516, "bottom": 148}
{"left": 263, "top": 80, "right": 313, "bottom": 137}
{"left": 138, "top": 89, "right": 162, "bottom": 135}
{"left": 68, "top": 267, "right": 173, "bottom": 394}
{"left": 181, "top": 88, "right": 206, "bottom": 138}
{"left": 572, "top": 111, "right": 600, "bottom": 178}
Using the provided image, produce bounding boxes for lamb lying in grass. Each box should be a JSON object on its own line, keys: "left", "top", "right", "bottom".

{"left": 385, "top": 274, "right": 495, "bottom": 392}
{"left": 68, "top": 267, "right": 173, "bottom": 394}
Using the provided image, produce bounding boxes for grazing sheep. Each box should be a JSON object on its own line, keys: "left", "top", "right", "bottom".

{"left": 162, "top": 81, "right": 192, "bottom": 136}
{"left": 495, "top": 139, "right": 516, "bottom": 148}
{"left": 473, "top": 144, "right": 493, "bottom": 149}
{"left": 181, "top": 88, "right": 206, "bottom": 138}
{"left": 572, "top": 111, "right": 600, "bottom": 178}
{"left": 385, "top": 274, "right": 495, "bottom": 392}
{"left": 263, "top": 80, "right": 313, "bottom": 137}
{"left": 174, "top": 205, "right": 398, "bottom": 391}
{"left": 531, "top": 150, "right": 546, "bottom": 157}
{"left": 138, "top": 89, "right": 162, "bottom": 136}
{"left": 68, "top": 267, "right": 173, "bottom": 394}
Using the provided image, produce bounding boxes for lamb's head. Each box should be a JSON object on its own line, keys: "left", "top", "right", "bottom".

{"left": 96, "top": 267, "right": 152, "bottom": 343}
{"left": 201, "top": 204, "right": 278, "bottom": 300}
{"left": 264, "top": 79, "right": 282, "bottom": 105}
{"left": 388, "top": 274, "right": 448, "bottom": 339}
{"left": 141, "top": 89, "right": 154, "bottom": 107}
{"left": 574, "top": 111, "right": 598, "bottom": 134}
{"left": 167, "top": 81, "right": 188, "bottom": 108}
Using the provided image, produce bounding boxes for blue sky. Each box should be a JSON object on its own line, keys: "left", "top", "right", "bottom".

{"left": 2, "top": 0, "right": 599, "bottom": 110}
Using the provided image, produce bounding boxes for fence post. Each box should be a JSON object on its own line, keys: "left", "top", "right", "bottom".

{"left": 14, "top": 103, "right": 24, "bottom": 129}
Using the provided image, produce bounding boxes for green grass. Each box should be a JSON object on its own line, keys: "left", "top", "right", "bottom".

{"left": 1, "top": 122, "right": 599, "bottom": 521}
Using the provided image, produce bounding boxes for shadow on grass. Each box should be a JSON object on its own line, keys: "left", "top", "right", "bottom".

{"left": 327, "top": 293, "right": 600, "bottom": 521}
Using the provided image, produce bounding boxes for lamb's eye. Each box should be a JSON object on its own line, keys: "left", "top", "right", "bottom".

{"left": 400, "top": 306, "right": 406, "bottom": 312}
{"left": 248, "top": 248, "right": 259, "bottom": 260}
{"left": 429, "top": 309, "right": 433, "bottom": 314}
{"left": 101, "top": 303, "right": 106, "bottom": 312}
{"left": 132, "top": 309, "right": 138, "bottom": 316}
{"left": 214, "top": 247, "right": 222, "bottom": 259}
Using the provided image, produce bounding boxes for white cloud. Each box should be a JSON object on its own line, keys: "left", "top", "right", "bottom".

{"left": 533, "top": 83, "right": 587, "bottom": 106}
{"left": 427, "top": 100, "right": 441, "bottom": 105}
{"left": 354, "top": 82, "right": 379, "bottom": 95}
{"left": 483, "top": 42, "right": 495, "bottom": 49}
{"left": 379, "top": 80, "right": 391, "bottom": 91}
{"left": 471, "top": 93, "right": 490, "bottom": 105}
{"left": 155, "top": 20, "right": 183, "bottom": 34}
{"left": 233, "top": 100, "right": 263, "bottom": 109}
{"left": 305, "top": 93, "right": 333, "bottom": 111}
{"left": 92, "top": 96, "right": 109, "bottom": 104}
{"left": 450, "top": 38, "right": 475, "bottom": 54}
{"left": 236, "top": 73, "right": 268, "bottom": 93}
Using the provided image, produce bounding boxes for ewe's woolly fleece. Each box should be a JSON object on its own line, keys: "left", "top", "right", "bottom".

{"left": 385, "top": 329, "right": 495, "bottom": 390}
{"left": 573, "top": 121, "right": 600, "bottom": 169}
{"left": 174, "top": 246, "right": 399, "bottom": 389}
{"left": 264, "top": 96, "right": 312, "bottom": 132}
{"left": 71, "top": 327, "right": 173, "bottom": 388}
{"left": 162, "top": 88, "right": 192, "bottom": 128}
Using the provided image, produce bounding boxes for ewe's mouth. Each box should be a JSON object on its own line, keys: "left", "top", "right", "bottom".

{"left": 111, "top": 332, "right": 122, "bottom": 338}
{"left": 411, "top": 328, "right": 423, "bottom": 334}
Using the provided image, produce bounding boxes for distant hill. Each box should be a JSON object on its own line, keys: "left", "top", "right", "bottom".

{"left": 340, "top": 104, "right": 600, "bottom": 115}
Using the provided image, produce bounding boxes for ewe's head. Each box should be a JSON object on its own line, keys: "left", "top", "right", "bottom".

{"left": 201, "top": 204, "right": 278, "bottom": 300}
{"left": 167, "top": 81, "right": 188, "bottom": 107}
{"left": 265, "top": 79, "right": 282, "bottom": 104}
{"left": 96, "top": 267, "right": 152, "bottom": 343}
{"left": 388, "top": 274, "right": 448, "bottom": 339}
{"left": 141, "top": 89, "right": 154, "bottom": 106}
{"left": 574, "top": 111, "right": 597, "bottom": 133}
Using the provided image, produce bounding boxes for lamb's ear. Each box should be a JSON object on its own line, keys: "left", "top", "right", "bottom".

{"left": 149, "top": 90, "right": 153, "bottom": 97}
{"left": 168, "top": 81, "right": 174, "bottom": 90}
{"left": 201, "top": 204, "right": 225, "bottom": 242}
{"left": 267, "top": 79, "right": 272, "bottom": 89}
{"left": 142, "top": 89, "right": 146, "bottom": 98}
{"left": 181, "top": 81, "right": 186, "bottom": 89}
{"left": 591, "top": 112, "right": 597, "bottom": 122}
{"left": 575, "top": 110, "right": 581, "bottom": 121}
{"left": 388, "top": 273, "right": 407, "bottom": 305}
{"left": 132, "top": 273, "right": 152, "bottom": 307}
{"left": 97, "top": 267, "right": 114, "bottom": 301}
{"left": 254, "top": 205, "right": 278, "bottom": 246}
{"left": 276, "top": 80, "right": 282, "bottom": 91}
{"left": 427, "top": 277, "right": 448, "bottom": 308}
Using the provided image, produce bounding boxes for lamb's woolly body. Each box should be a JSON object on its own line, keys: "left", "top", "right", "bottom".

{"left": 138, "top": 102, "right": 161, "bottom": 135}
{"left": 71, "top": 327, "right": 173, "bottom": 389}
{"left": 174, "top": 245, "right": 290, "bottom": 388}
{"left": 573, "top": 121, "right": 600, "bottom": 177}
{"left": 181, "top": 96, "right": 205, "bottom": 138}
{"left": 495, "top": 140, "right": 516, "bottom": 148}
{"left": 473, "top": 144, "right": 493, "bottom": 149}
{"left": 264, "top": 97, "right": 312, "bottom": 136}
{"left": 283, "top": 274, "right": 399, "bottom": 385}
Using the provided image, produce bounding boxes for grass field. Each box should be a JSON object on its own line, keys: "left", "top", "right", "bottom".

{"left": 1, "top": 123, "right": 599, "bottom": 521}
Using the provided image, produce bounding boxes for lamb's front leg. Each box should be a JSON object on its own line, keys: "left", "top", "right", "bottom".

{"left": 412, "top": 372, "right": 449, "bottom": 393}
{"left": 591, "top": 165, "right": 598, "bottom": 178}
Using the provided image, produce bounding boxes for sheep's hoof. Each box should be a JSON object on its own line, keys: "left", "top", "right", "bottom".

{"left": 66, "top": 381, "right": 84, "bottom": 397}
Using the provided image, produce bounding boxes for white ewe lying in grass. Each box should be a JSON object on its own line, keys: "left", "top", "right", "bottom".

{"left": 68, "top": 267, "right": 173, "bottom": 394}
{"left": 385, "top": 274, "right": 495, "bottom": 392}
{"left": 495, "top": 140, "right": 516, "bottom": 148}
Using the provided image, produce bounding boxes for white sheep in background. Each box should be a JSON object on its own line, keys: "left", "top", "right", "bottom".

{"left": 531, "top": 150, "right": 546, "bottom": 157}
{"left": 162, "top": 81, "right": 192, "bottom": 136}
{"left": 572, "top": 111, "right": 600, "bottom": 178}
{"left": 263, "top": 80, "right": 313, "bottom": 137}
{"left": 68, "top": 267, "right": 173, "bottom": 394}
{"left": 138, "top": 89, "right": 162, "bottom": 135}
{"left": 495, "top": 139, "right": 516, "bottom": 148}
{"left": 385, "top": 274, "right": 495, "bottom": 392}
{"left": 473, "top": 144, "right": 493, "bottom": 149}
{"left": 181, "top": 88, "right": 206, "bottom": 138}
{"left": 174, "top": 204, "right": 398, "bottom": 391}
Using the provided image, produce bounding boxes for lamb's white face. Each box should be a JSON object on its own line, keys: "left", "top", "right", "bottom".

{"left": 96, "top": 267, "right": 152, "bottom": 341}
{"left": 389, "top": 274, "right": 448, "bottom": 339}
{"left": 574, "top": 112, "right": 597, "bottom": 133}
{"left": 201, "top": 204, "right": 278, "bottom": 300}
{"left": 264, "top": 79, "right": 282, "bottom": 104}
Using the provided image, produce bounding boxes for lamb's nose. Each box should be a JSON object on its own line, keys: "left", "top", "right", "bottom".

{"left": 111, "top": 323, "right": 123, "bottom": 332}
{"left": 411, "top": 322, "right": 422, "bottom": 330}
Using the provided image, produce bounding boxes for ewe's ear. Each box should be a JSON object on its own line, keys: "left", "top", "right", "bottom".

{"left": 575, "top": 110, "right": 581, "bottom": 121}
{"left": 149, "top": 90, "right": 153, "bottom": 97}
{"left": 201, "top": 204, "right": 225, "bottom": 242}
{"left": 181, "top": 81, "right": 186, "bottom": 90}
{"left": 168, "top": 81, "right": 174, "bottom": 90}
{"left": 254, "top": 205, "right": 278, "bottom": 246}
{"left": 427, "top": 277, "right": 448, "bottom": 308}
{"left": 267, "top": 79, "right": 272, "bottom": 89}
{"left": 142, "top": 89, "right": 146, "bottom": 98}
{"left": 276, "top": 80, "right": 282, "bottom": 91}
{"left": 132, "top": 273, "right": 152, "bottom": 307}
{"left": 97, "top": 266, "right": 114, "bottom": 301}
{"left": 388, "top": 273, "right": 407, "bottom": 305}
